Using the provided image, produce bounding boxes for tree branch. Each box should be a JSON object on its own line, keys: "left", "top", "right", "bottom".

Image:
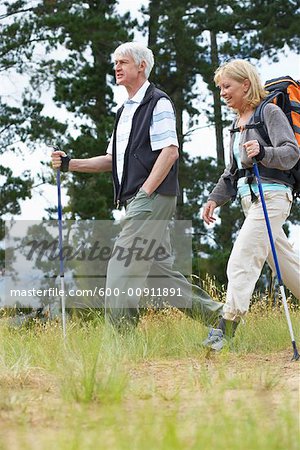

{"left": 0, "top": 7, "right": 34, "bottom": 21}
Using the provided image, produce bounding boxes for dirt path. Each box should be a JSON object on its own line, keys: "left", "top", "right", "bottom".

{"left": 0, "top": 349, "right": 299, "bottom": 449}
{"left": 127, "top": 349, "right": 299, "bottom": 411}
{"left": 130, "top": 349, "right": 299, "bottom": 388}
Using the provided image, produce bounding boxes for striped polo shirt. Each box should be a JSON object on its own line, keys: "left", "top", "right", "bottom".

{"left": 107, "top": 80, "right": 179, "bottom": 183}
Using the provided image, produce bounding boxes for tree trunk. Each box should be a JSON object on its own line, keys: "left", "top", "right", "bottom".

{"left": 148, "top": 0, "right": 160, "bottom": 82}
{"left": 210, "top": 29, "right": 225, "bottom": 163}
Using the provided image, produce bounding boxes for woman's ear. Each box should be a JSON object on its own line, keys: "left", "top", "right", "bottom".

{"left": 243, "top": 79, "right": 251, "bottom": 93}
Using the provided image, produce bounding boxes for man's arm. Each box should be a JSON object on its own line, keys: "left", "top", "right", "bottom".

{"left": 51, "top": 151, "right": 112, "bottom": 173}
{"left": 141, "top": 145, "right": 179, "bottom": 196}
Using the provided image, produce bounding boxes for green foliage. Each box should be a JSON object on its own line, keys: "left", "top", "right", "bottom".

{"left": 0, "top": 100, "right": 33, "bottom": 265}
{"left": 0, "top": 166, "right": 32, "bottom": 266}
{"left": 0, "top": 166, "right": 32, "bottom": 219}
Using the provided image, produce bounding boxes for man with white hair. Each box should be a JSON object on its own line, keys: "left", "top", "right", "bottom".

{"left": 52, "top": 42, "right": 223, "bottom": 329}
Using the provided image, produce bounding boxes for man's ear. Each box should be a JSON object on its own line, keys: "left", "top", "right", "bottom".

{"left": 139, "top": 60, "right": 146, "bottom": 73}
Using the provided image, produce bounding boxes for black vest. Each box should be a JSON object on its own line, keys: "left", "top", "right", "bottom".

{"left": 111, "top": 83, "right": 179, "bottom": 207}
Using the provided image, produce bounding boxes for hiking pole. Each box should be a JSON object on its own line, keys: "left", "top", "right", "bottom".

{"left": 252, "top": 160, "right": 299, "bottom": 361}
{"left": 56, "top": 168, "right": 67, "bottom": 339}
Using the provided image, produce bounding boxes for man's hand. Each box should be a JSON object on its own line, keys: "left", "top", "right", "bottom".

{"left": 202, "top": 200, "right": 217, "bottom": 225}
{"left": 51, "top": 150, "right": 66, "bottom": 170}
{"left": 141, "top": 145, "right": 179, "bottom": 196}
{"left": 51, "top": 150, "right": 71, "bottom": 172}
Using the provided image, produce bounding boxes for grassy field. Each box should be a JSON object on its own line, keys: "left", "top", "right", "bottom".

{"left": 0, "top": 305, "right": 299, "bottom": 450}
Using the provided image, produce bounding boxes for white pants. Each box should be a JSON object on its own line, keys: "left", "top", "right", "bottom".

{"left": 223, "top": 191, "right": 300, "bottom": 321}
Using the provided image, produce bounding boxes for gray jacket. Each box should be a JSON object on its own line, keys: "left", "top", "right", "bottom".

{"left": 208, "top": 103, "right": 299, "bottom": 206}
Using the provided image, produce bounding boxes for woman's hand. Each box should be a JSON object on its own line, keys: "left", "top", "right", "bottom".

{"left": 202, "top": 200, "right": 217, "bottom": 225}
{"left": 243, "top": 140, "right": 261, "bottom": 160}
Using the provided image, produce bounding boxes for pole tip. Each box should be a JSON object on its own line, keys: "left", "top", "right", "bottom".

{"left": 292, "top": 342, "right": 300, "bottom": 361}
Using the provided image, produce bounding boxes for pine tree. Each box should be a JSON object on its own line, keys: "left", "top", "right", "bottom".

{"left": 0, "top": 0, "right": 136, "bottom": 221}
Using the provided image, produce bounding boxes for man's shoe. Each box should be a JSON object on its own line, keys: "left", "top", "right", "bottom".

{"left": 210, "top": 335, "right": 227, "bottom": 351}
{"left": 202, "top": 327, "right": 228, "bottom": 351}
{"left": 202, "top": 327, "right": 223, "bottom": 346}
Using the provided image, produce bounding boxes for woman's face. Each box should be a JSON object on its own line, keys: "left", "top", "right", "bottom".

{"left": 218, "top": 76, "right": 250, "bottom": 111}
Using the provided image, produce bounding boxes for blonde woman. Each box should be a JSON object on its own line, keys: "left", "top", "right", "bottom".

{"left": 202, "top": 59, "right": 300, "bottom": 351}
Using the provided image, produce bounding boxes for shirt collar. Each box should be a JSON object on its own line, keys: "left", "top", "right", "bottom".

{"left": 125, "top": 80, "right": 150, "bottom": 105}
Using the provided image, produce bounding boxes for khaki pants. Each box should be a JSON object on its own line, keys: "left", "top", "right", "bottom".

{"left": 223, "top": 191, "right": 300, "bottom": 321}
{"left": 105, "top": 189, "right": 223, "bottom": 327}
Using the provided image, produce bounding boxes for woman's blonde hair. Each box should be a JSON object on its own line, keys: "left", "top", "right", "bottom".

{"left": 214, "top": 59, "right": 268, "bottom": 109}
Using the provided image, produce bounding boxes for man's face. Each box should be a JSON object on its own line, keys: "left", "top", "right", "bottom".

{"left": 114, "top": 53, "right": 145, "bottom": 87}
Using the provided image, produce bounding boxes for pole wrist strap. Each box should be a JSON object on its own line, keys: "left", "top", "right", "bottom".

{"left": 61, "top": 155, "right": 71, "bottom": 172}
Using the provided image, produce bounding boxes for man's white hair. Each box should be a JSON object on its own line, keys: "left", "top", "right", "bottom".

{"left": 113, "top": 42, "right": 154, "bottom": 79}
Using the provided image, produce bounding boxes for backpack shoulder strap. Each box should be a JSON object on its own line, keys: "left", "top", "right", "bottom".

{"left": 245, "top": 91, "right": 287, "bottom": 145}
{"left": 229, "top": 118, "right": 239, "bottom": 134}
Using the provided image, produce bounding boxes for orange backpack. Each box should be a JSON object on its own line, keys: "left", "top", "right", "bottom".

{"left": 264, "top": 76, "right": 300, "bottom": 145}
{"left": 253, "top": 76, "right": 300, "bottom": 198}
